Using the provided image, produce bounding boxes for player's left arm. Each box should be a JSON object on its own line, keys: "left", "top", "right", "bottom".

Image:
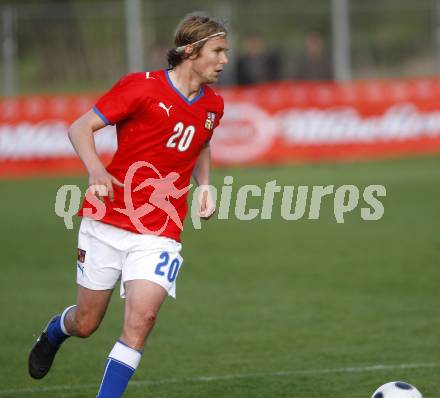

{"left": 192, "top": 142, "right": 215, "bottom": 219}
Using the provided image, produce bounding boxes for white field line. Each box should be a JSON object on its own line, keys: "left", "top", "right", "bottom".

{"left": 1, "top": 362, "right": 438, "bottom": 396}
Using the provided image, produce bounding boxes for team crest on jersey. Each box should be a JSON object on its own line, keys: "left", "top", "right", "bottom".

{"left": 204, "top": 111, "right": 217, "bottom": 131}
{"left": 77, "top": 248, "right": 86, "bottom": 263}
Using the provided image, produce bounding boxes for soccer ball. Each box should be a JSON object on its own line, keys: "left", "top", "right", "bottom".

{"left": 371, "top": 381, "right": 422, "bottom": 398}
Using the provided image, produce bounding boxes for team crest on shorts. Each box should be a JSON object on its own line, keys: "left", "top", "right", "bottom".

{"left": 77, "top": 248, "right": 86, "bottom": 263}
{"left": 204, "top": 111, "right": 217, "bottom": 131}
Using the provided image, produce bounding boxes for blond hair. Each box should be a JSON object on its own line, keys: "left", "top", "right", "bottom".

{"left": 167, "top": 13, "right": 227, "bottom": 68}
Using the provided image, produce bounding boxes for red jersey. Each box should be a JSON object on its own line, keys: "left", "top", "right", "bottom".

{"left": 79, "top": 69, "right": 224, "bottom": 242}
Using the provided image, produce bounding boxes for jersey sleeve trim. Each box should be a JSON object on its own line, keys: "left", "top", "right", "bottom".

{"left": 93, "top": 105, "right": 111, "bottom": 125}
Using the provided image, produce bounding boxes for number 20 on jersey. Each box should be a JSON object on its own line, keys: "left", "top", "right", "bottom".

{"left": 166, "top": 122, "right": 195, "bottom": 152}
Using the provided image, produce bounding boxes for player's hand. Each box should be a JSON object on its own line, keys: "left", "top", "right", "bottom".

{"left": 198, "top": 186, "right": 216, "bottom": 219}
{"left": 88, "top": 166, "right": 124, "bottom": 202}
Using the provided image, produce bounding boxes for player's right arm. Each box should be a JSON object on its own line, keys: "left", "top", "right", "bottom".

{"left": 68, "top": 110, "right": 123, "bottom": 201}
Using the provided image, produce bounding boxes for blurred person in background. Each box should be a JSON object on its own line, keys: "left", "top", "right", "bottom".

{"left": 28, "top": 13, "right": 228, "bottom": 398}
{"left": 293, "top": 31, "right": 333, "bottom": 81}
{"left": 236, "top": 32, "right": 281, "bottom": 85}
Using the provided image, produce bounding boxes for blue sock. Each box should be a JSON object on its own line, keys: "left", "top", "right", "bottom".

{"left": 46, "top": 305, "right": 75, "bottom": 347}
{"left": 46, "top": 315, "right": 70, "bottom": 347}
{"left": 96, "top": 340, "right": 142, "bottom": 398}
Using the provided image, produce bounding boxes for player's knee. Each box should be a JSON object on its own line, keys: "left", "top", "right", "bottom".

{"left": 127, "top": 309, "right": 158, "bottom": 335}
{"left": 138, "top": 309, "right": 157, "bottom": 330}
{"left": 143, "top": 310, "right": 157, "bottom": 327}
{"left": 75, "top": 316, "right": 100, "bottom": 338}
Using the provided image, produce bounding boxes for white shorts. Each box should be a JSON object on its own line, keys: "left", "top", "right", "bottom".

{"left": 76, "top": 217, "right": 183, "bottom": 298}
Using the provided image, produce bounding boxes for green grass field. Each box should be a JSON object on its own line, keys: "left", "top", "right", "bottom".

{"left": 0, "top": 155, "right": 439, "bottom": 398}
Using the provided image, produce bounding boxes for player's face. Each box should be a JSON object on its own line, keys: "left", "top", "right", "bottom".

{"left": 192, "top": 36, "right": 229, "bottom": 84}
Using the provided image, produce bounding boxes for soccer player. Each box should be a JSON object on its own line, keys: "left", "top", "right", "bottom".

{"left": 28, "top": 13, "right": 228, "bottom": 398}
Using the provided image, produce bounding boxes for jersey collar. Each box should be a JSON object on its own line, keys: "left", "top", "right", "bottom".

{"left": 165, "top": 69, "right": 205, "bottom": 105}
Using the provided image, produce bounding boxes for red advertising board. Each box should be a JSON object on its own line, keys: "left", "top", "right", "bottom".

{"left": 1, "top": 78, "right": 440, "bottom": 177}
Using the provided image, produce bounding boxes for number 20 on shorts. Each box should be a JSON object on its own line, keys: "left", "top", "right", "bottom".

{"left": 154, "top": 252, "right": 181, "bottom": 282}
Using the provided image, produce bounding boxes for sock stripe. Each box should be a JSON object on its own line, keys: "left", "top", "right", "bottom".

{"left": 60, "top": 305, "right": 76, "bottom": 336}
{"left": 109, "top": 341, "right": 142, "bottom": 370}
{"left": 96, "top": 359, "right": 112, "bottom": 398}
